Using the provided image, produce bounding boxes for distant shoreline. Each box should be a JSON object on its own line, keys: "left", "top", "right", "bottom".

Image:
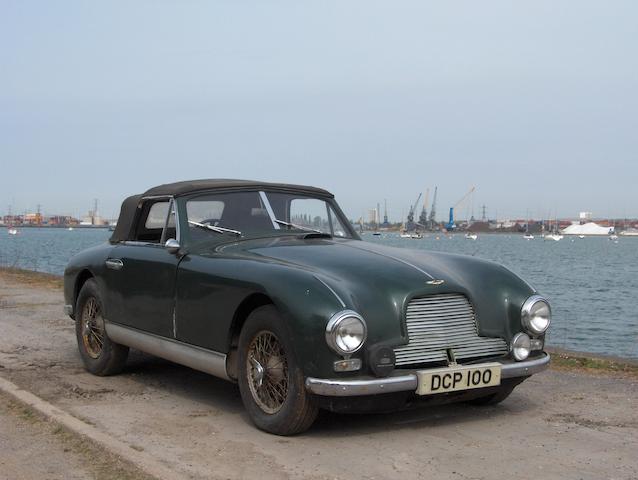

{"left": 2, "top": 224, "right": 111, "bottom": 229}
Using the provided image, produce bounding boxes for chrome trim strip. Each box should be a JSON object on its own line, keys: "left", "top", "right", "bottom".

{"left": 314, "top": 276, "right": 346, "bottom": 308}
{"left": 104, "top": 321, "right": 230, "bottom": 380}
{"left": 306, "top": 374, "right": 418, "bottom": 396}
{"left": 172, "top": 307, "right": 177, "bottom": 338}
{"left": 259, "top": 191, "right": 280, "bottom": 230}
{"left": 305, "top": 353, "right": 550, "bottom": 396}
{"left": 63, "top": 304, "right": 73, "bottom": 316}
{"left": 121, "top": 241, "right": 164, "bottom": 247}
{"left": 140, "top": 195, "right": 174, "bottom": 200}
{"left": 173, "top": 196, "right": 181, "bottom": 243}
{"left": 501, "top": 353, "right": 550, "bottom": 378}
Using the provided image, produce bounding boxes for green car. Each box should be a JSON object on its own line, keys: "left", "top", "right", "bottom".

{"left": 64, "top": 179, "right": 550, "bottom": 435}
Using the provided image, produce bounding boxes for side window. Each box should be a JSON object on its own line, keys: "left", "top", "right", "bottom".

{"left": 134, "top": 200, "right": 170, "bottom": 243}
{"left": 145, "top": 202, "right": 169, "bottom": 229}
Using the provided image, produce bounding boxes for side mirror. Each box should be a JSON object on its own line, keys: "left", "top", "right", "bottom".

{"left": 165, "top": 238, "right": 181, "bottom": 254}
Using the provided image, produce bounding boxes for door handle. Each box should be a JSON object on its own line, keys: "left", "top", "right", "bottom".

{"left": 105, "top": 258, "right": 124, "bottom": 270}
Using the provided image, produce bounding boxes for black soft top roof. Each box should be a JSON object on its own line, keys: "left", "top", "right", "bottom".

{"left": 143, "top": 179, "right": 333, "bottom": 198}
{"left": 110, "top": 179, "right": 333, "bottom": 243}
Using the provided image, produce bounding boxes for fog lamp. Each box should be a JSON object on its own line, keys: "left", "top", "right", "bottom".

{"left": 512, "top": 332, "right": 531, "bottom": 361}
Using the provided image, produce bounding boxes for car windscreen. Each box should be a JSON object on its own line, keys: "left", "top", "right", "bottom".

{"left": 266, "top": 192, "right": 349, "bottom": 238}
{"left": 184, "top": 191, "right": 351, "bottom": 243}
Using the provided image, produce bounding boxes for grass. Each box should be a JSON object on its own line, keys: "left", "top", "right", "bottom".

{"left": 548, "top": 348, "right": 638, "bottom": 378}
{"left": 0, "top": 266, "right": 63, "bottom": 290}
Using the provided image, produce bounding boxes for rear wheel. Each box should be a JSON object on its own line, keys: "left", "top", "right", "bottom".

{"left": 75, "top": 279, "right": 129, "bottom": 376}
{"left": 237, "top": 305, "right": 318, "bottom": 435}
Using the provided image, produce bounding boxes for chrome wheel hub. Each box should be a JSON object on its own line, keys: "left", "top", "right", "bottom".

{"left": 81, "top": 297, "right": 105, "bottom": 359}
{"left": 246, "top": 331, "right": 289, "bottom": 414}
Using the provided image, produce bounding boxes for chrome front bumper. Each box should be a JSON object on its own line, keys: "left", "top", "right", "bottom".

{"left": 305, "top": 353, "right": 550, "bottom": 397}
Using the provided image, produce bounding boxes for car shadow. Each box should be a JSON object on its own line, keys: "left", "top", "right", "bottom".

{"left": 307, "top": 397, "right": 531, "bottom": 438}
{"left": 117, "top": 349, "right": 537, "bottom": 436}
{"left": 122, "top": 350, "right": 244, "bottom": 415}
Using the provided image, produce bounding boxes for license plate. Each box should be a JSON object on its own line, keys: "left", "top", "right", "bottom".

{"left": 416, "top": 363, "right": 501, "bottom": 395}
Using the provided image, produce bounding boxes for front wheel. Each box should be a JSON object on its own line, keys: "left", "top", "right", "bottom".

{"left": 237, "top": 305, "right": 318, "bottom": 435}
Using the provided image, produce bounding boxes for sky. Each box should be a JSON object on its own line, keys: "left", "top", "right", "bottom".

{"left": 1, "top": 1, "right": 637, "bottom": 222}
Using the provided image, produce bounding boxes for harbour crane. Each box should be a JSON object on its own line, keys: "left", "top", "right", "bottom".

{"left": 406, "top": 192, "right": 422, "bottom": 229}
{"left": 428, "top": 186, "right": 438, "bottom": 229}
{"left": 383, "top": 199, "right": 388, "bottom": 225}
{"left": 446, "top": 186, "right": 475, "bottom": 231}
{"left": 419, "top": 188, "right": 429, "bottom": 227}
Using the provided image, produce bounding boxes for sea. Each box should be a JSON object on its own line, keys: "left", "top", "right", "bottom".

{"left": 1, "top": 227, "right": 636, "bottom": 359}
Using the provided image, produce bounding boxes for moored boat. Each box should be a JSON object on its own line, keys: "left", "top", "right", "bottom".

{"left": 544, "top": 234, "right": 563, "bottom": 241}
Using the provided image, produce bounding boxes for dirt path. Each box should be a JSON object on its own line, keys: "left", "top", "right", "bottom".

{"left": 0, "top": 271, "right": 636, "bottom": 480}
{"left": 0, "top": 390, "right": 153, "bottom": 480}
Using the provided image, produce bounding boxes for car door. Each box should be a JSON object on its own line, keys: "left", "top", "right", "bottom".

{"left": 104, "top": 198, "right": 180, "bottom": 338}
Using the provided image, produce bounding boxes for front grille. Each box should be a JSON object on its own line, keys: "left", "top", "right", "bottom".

{"left": 394, "top": 293, "right": 509, "bottom": 366}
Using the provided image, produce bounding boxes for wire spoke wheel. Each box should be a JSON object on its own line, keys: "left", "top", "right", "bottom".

{"left": 81, "top": 297, "right": 105, "bottom": 359}
{"left": 246, "top": 331, "right": 289, "bottom": 414}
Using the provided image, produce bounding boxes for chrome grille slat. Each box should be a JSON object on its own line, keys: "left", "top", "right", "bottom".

{"left": 394, "top": 293, "right": 509, "bottom": 366}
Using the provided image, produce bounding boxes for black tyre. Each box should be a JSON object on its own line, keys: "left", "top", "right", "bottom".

{"left": 237, "top": 305, "right": 318, "bottom": 435}
{"left": 75, "top": 279, "right": 129, "bottom": 376}
{"left": 468, "top": 385, "right": 515, "bottom": 406}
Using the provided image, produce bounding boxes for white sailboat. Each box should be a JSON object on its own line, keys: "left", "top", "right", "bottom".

{"left": 8, "top": 227, "right": 18, "bottom": 235}
{"left": 544, "top": 216, "right": 563, "bottom": 241}
{"left": 465, "top": 233, "right": 477, "bottom": 240}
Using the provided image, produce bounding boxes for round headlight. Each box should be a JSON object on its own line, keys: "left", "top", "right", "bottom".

{"left": 511, "top": 332, "right": 531, "bottom": 361}
{"left": 325, "top": 310, "right": 367, "bottom": 355}
{"left": 521, "top": 295, "right": 551, "bottom": 335}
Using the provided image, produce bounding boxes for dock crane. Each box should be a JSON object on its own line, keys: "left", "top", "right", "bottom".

{"left": 406, "top": 192, "right": 422, "bottom": 229}
{"left": 428, "top": 186, "right": 438, "bottom": 229}
{"left": 446, "top": 186, "right": 475, "bottom": 231}
{"left": 419, "top": 188, "right": 429, "bottom": 227}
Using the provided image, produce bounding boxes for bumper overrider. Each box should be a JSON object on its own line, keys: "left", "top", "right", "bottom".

{"left": 305, "top": 352, "right": 550, "bottom": 397}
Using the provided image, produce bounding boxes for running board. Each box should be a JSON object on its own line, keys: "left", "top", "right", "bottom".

{"left": 105, "top": 321, "right": 230, "bottom": 381}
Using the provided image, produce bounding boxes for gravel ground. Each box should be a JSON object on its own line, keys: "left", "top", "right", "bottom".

{"left": 0, "top": 271, "right": 636, "bottom": 480}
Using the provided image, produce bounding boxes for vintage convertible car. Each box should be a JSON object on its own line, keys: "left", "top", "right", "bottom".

{"left": 64, "top": 179, "right": 550, "bottom": 435}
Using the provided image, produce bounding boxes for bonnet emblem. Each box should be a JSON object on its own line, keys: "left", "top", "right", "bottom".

{"left": 427, "top": 279, "right": 445, "bottom": 286}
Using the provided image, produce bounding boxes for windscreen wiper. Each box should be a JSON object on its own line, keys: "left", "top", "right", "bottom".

{"left": 188, "top": 220, "right": 242, "bottom": 236}
{"left": 274, "top": 219, "right": 323, "bottom": 234}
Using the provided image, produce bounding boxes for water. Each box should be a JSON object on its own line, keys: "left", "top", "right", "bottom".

{"left": 1, "top": 228, "right": 637, "bottom": 359}
{"left": 0, "top": 228, "right": 112, "bottom": 275}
